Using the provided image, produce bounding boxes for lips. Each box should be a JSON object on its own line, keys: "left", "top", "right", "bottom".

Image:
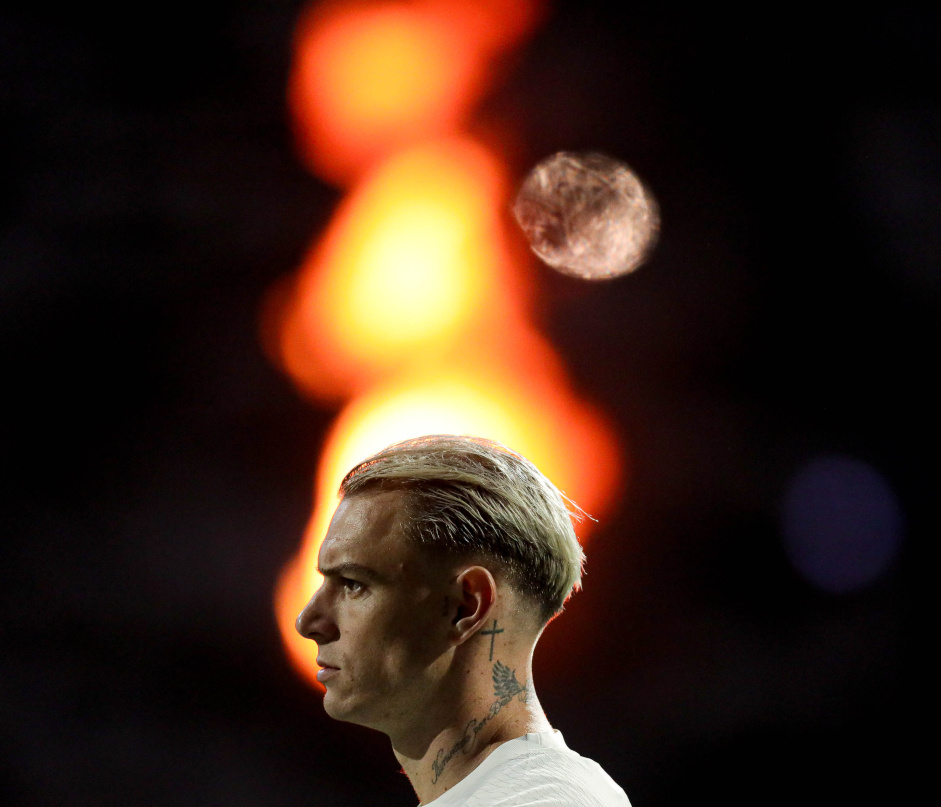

{"left": 316, "top": 660, "right": 339, "bottom": 683}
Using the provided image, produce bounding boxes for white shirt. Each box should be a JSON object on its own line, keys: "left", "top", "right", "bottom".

{"left": 422, "top": 730, "right": 631, "bottom": 807}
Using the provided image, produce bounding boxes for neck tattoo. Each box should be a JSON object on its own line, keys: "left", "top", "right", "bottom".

{"left": 430, "top": 660, "right": 528, "bottom": 784}
{"left": 479, "top": 619, "right": 504, "bottom": 661}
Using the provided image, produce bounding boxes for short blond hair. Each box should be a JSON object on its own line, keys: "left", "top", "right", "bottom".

{"left": 340, "top": 435, "right": 586, "bottom": 621}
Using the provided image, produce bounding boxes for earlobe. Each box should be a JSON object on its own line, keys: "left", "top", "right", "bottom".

{"left": 451, "top": 566, "right": 497, "bottom": 645}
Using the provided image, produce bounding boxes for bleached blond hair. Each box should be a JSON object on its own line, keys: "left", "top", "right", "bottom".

{"left": 339, "top": 435, "right": 586, "bottom": 621}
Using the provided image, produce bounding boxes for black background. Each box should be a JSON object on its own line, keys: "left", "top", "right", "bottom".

{"left": 2, "top": 2, "right": 934, "bottom": 805}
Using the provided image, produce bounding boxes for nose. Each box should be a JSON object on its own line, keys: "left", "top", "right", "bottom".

{"left": 295, "top": 583, "right": 338, "bottom": 644}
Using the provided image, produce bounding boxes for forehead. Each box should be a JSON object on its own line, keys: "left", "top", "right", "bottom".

{"left": 318, "top": 488, "right": 424, "bottom": 576}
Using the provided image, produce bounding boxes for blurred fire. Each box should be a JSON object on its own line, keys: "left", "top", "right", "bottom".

{"left": 288, "top": 0, "right": 545, "bottom": 183}
{"left": 267, "top": 0, "right": 624, "bottom": 690}
{"left": 270, "top": 138, "right": 514, "bottom": 400}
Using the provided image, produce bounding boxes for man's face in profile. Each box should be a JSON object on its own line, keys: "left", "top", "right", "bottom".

{"left": 297, "top": 489, "right": 451, "bottom": 731}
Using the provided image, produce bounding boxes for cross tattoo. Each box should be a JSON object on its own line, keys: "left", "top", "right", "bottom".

{"left": 480, "top": 619, "right": 504, "bottom": 661}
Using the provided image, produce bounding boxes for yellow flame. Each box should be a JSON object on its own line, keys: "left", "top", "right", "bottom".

{"left": 300, "top": 140, "right": 505, "bottom": 380}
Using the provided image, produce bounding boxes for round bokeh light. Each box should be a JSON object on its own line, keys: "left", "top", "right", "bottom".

{"left": 780, "top": 455, "right": 903, "bottom": 594}
{"left": 513, "top": 151, "right": 659, "bottom": 280}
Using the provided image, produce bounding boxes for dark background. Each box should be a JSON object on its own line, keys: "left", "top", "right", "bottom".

{"left": 2, "top": 2, "right": 934, "bottom": 805}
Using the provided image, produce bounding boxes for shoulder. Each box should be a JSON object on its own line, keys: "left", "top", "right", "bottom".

{"left": 464, "top": 743, "right": 631, "bottom": 807}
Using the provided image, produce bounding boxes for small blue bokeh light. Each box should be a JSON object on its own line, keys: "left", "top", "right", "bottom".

{"left": 780, "top": 455, "right": 903, "bottom": 594}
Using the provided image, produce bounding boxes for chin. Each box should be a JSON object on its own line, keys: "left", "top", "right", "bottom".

{"left": 323, "top": 692, "right": 384, "bottom": 732}
{"left": 322, "top": 691, "right": 360, "bottom": 723}
{"left": 321, "top": 691, "right": 345, "bottom": 720}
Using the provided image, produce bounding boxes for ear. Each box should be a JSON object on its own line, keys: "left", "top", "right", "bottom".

{"left": 450, "top": 565, "right": 497, "bottom": 645}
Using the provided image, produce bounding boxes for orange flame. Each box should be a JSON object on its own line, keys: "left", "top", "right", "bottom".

{"left": 289, "top": 0, "right": 544, "bottom": 184}
{"left": 269, "top": 138, "right": 517, "bottom": 401}
{"left": 269, "top": 0, "right": 624, "bottom": 690}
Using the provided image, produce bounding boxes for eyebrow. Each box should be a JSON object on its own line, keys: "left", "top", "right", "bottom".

{"left": 318, "top": 562, "right": 386, "bottom": 584}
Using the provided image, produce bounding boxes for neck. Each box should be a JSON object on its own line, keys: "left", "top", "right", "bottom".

{"left": 393, "top": 653, "right": 552, "bottom": 805}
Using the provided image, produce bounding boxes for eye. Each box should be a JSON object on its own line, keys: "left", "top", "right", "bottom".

{"left": 341, "top": 577, "right": 366, "bottom": 596}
